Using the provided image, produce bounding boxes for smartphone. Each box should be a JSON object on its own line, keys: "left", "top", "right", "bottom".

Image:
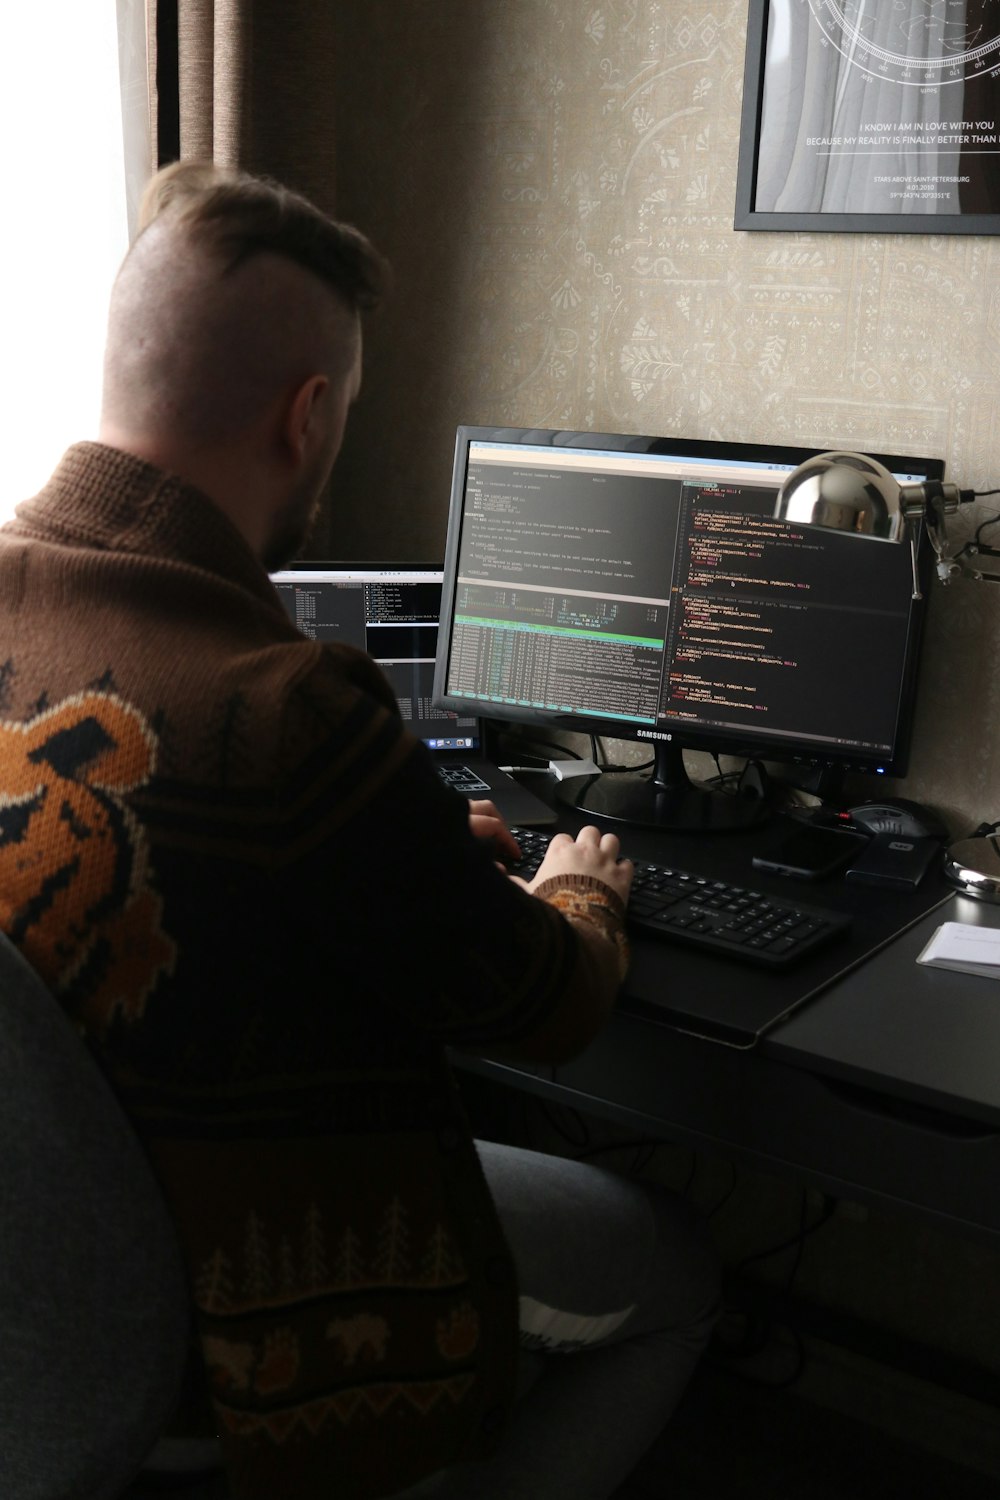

{"left": 752, "top": 825, "right": 869, "bottom": 881}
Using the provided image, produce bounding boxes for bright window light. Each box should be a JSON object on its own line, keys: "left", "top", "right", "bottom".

{"left": 0, "top": 6, "right": 129, "bottom": 518}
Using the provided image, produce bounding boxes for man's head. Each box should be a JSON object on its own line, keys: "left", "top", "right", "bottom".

{"left": 99, "top": 162, "right": 388, "bottom": 568}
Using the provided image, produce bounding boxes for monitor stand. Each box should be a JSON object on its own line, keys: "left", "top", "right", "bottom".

{"left": 555, "top": 742, "right": 773, "bottom": 833}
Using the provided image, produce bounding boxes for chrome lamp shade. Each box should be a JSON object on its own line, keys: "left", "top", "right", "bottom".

{"left": 773, "top": 452, "right": 908, "bottom": 541}
{"left": 773, "top": 451, "right": 982, "bottom": 597}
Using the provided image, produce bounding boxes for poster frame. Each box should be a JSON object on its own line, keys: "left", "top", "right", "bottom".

{"left": 735, "top": 0, "right": 1000, "bottom": 235}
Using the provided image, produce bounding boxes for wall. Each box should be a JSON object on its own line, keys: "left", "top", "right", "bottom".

{"left": 324, "top": 0, "right": 1000, "bottom": 834}
{"left": 320, "top": 1, "right": 1000, "bottom": 1421}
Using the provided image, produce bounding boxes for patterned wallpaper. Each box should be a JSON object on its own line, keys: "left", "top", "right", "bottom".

{"left": 326, "top": 0, "right": 1000, "bottom": 834}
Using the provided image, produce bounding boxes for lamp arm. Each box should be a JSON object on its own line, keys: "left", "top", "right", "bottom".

{"left": 772, "top": 454, "right": 998, "bottom": 588}
{"left": 937, "top": 558, "right": 1000, "bottom": 584}
{"left": 899, "top": 480, "right": 977, "bottom": 516}
{"left": 900, "top": 482, "right": 996, "bottom": 586}
{"left": 947, "top": 540, "right": 1000, "bottom": 584}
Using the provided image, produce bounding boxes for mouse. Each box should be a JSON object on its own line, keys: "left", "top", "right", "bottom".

{"left": 847, "top": 798, "right": 949, "bottom": 841}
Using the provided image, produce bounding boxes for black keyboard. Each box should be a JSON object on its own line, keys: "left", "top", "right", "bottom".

{"left": 508, "top": 827, "right": 851, "bottom": 969}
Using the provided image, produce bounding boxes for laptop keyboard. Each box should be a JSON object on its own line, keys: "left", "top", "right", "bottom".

{"left": 508, "top": 827, "right": 850, "bottom": 969}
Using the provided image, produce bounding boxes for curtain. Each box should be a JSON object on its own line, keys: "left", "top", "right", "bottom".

{"left": 147, "top": 0, "right": 340, "bottom": 212}
{"left": 144, "top": 0, "right": 356, "bottom": 558}
{"left": 117, "top": 0, "right": 152, "bottom": 240}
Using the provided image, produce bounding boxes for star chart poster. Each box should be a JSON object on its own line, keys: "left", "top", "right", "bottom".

{"left": 736, "top": 0, "right": 1000, "bottom": 232}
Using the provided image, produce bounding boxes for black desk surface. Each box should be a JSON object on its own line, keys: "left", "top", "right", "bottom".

{"left": 468, "top": 780, "right": 1000, "bottom": 1238}
{"left": 543, "top": 800, "right": 953, "bottom": 1048}
{"left": 766, "top": 892, "right": 1000, "bottom": 1131}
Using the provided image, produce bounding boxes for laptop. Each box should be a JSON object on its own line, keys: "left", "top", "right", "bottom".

{"left": 270, "top": 565, "right": 556, "bottom": 827}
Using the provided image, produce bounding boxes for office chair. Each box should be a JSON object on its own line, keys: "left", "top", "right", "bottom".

{"left": 0, "top": 927, "right": 206, "bottom": 1500}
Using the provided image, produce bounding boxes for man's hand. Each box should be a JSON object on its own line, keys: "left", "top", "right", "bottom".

{"left": 467, "top": 799, "right": 523, "bottom": 866}
{"left": 518, "top": 825, "right": 633, "bottom": 904}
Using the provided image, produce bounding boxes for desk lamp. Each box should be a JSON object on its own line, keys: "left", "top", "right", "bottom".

{"left": 772, "top": 450, "right": 1000, "bottom": 598}
{"left": 774, "top": 451, "right": 1000, "bottom": 900}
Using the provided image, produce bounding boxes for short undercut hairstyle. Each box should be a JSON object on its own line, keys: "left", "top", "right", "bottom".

{"left": 137, "top": 160, "right": 389, "bottom": 314}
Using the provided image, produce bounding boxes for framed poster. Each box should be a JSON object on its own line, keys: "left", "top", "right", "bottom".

{"left": 736, "top": 0, "right": 1000, "bottom": 233}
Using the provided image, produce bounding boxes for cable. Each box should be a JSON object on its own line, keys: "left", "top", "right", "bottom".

{"left": 710, "top": 1191, "right": 838, "bottom": 1389}
{"left": 707, "top": 1160, "right": 739, "bottom": 1218}
{"left": 598, "top": 758, "right": 656, "bottom": 774}
{"left": 631, "top": 1141, "right": 658, "bottom": 1173}
{"left": 538, "top": 1099, "right": 592, "bottom": 1151}
{"left": 701, "top": 754, "right": 744, "bottom": 795}
{"left": 505, "top": 735, "right": 585, "bottom": 764}
{"left": 974, "top": 511, "right": 1000, "bottom": 545}
{"left": 529, "top": 1097, "right": 691, "bottom": 1182}
{"left": 574, "top": 1136, "right": 669, "bottom": 1164}
{"left": 710, "top": 1309, "right": 807, "bottom": 1388}
{"left": 731, "top": 1191, "right": 837, "bottom": 1282}
{"left": 954, "top": 507, "right": 1000, "bottom": 565}
{"left": 782, "top": 1192, "right": 836, "bottom": 1295}
{"left": 586, "top": 733, "right": 655, "bottom": 774}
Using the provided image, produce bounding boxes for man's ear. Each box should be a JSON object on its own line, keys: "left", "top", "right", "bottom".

{"left": 282, "top": 374, "right": 329, "bottom": 463}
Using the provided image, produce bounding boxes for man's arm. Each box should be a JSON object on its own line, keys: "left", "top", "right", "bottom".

{"left": 270, "top": 651, "right": 633, "bottom": 1066}
{"left": 305, "top": 730, "right": 631, "bottom": 1063}
{"left": 462, "top": 808, "right": 633, "bottom": 1062}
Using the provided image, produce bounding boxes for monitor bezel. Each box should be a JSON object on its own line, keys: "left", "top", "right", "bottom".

{"left": 270, "top": 562, "right": 478, "bottom": 752}
{"left": 433, "top": 425, "right": 943, "bottom": 785}
{"left": 271, "top": 562, "right": 444, "bottom": 580}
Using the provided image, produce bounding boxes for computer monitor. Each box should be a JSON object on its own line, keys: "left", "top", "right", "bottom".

{"left": 270, "top": 565, "right": 478, "bottom": 751}
{"left": 432, "top": 426, "right": 946, "bottom": 832}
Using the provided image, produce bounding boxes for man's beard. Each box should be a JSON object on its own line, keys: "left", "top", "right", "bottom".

{"left": 262, "top": 481, "right": 324, "bottom": 573}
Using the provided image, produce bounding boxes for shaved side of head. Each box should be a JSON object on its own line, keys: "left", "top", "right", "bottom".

{"left": 103, "top": 226, "right": 351, "bottom": 449}
{"left": 100, "top": 163, "right": 387, "bottom": 454}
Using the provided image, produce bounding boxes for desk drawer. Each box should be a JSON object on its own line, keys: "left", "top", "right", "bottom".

{"left": 459, "top": 1014, "right": 1000, "bottom": 1245}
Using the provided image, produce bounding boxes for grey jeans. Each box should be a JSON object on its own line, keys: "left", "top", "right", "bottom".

{"left": 393, "top": 1139, "right": 721, "bottom": 1500}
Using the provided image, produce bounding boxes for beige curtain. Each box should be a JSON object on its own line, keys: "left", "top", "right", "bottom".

{"left": 147, "top": 0, "right": 340, "bottom": 213}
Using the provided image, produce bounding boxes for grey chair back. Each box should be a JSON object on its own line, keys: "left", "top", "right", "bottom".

{"left": 0, "top": 929, "right": 191, "bottom": 1499}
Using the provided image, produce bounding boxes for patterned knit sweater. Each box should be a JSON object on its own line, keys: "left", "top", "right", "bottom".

{"left": 0, "top": 444, "right": 628, "bottom": 1499}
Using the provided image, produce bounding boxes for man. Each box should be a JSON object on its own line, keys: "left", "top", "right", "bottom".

{"left": 0, "top": 162, "right": 717, "bottom": 1499}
